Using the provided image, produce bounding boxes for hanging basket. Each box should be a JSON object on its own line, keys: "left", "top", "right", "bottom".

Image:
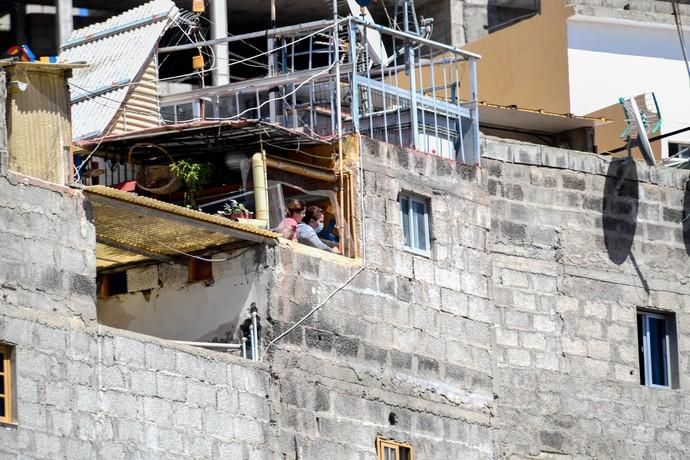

{"left": 128, "top": 143, "right": 183, "bottom": 195}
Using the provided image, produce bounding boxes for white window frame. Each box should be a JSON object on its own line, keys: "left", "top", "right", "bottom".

{"left": 399, "top": 193, "right": 431, "bottom": 256}
{"left": 638, "top": 311, "right": 673, "bottom": 389}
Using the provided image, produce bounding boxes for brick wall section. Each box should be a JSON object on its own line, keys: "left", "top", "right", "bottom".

{"left": 0, "top": 306, "right": 275, "bottom": 459}
{"left": 483, "top": 136, "right": 690, "bottom": 459}
{"left": 0, "top": 171, "right": 96, "bottom": 321}
{"left": 266, "top": 138, "right": 495, "bottom": 459}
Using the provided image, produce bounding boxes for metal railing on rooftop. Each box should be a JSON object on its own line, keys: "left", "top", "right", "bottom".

{"left": 158, "top": 17, "right": 480, "bottom": 164}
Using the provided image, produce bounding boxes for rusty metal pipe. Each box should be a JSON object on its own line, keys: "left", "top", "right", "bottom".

{"left": 265, "top": 156, "right": 337, "bottom": 183}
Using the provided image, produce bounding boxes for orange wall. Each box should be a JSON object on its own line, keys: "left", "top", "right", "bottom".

{"left": 461, "top": 0, "right": 574, "bottom": 114}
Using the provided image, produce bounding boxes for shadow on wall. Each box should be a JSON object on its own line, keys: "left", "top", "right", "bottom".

{"left": 602, "top": 157, "right": 639, "bottom": 265}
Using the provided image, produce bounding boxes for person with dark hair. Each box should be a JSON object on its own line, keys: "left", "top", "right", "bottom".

{"left": 277, "top": 199, "right": 305, "bottom": 240}
{"left": 296, "top": 205, "right": 340, "bottom": 254}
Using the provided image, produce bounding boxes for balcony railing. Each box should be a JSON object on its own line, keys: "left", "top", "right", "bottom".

{"left": 158, "top": 17, "right": 480, "bottom": 164}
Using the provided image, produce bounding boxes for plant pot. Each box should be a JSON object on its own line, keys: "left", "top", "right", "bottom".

{"left": 224, "top": 212, "right": 253, "bottom": 221}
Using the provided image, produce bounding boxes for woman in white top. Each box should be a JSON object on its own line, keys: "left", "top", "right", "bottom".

{"left": 296, "top": 206, "right": 340, "bottom": 254}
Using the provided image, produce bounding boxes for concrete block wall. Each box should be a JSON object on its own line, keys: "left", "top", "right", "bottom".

{"left": 0, "top": 306, "right": 275, "bottom": 460}
{"left": 483, "top": 136, "right": 690, "bottom": 459}
{"left": 0, "top": 169, "right": 278, "bottom": 459}
{"left": 0, "top": 172, "right": 96, "bottom": 321}
{"left": 265, "top": 138, "right": 495, "bottom": 459}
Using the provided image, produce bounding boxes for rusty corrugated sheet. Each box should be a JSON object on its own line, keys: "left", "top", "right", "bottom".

{"left": 84, "top": 185, "right": 278, "bottom": 270}
{"left": 6, "top": 65, "right": 72, "bottom": 185}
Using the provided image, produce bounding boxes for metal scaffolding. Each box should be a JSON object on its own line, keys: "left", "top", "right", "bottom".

{"left": 158, "top": 17, "right": 481, "bottom": 164}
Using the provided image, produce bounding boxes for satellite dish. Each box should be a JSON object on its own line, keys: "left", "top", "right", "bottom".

{"left": 346, "top": 0, "right": 390, "bottom": 67}
{"left": 619, "top": 93, "right": 662, "bottom": 166}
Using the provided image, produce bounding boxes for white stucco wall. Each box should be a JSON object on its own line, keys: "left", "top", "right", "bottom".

{"left": 97, "top": 246, "right": 265, "bottom": 342}
{"left": 567, "top": 16, "right": 690, "bottom": 156}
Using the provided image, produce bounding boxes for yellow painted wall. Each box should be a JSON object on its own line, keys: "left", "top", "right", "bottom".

{"left": 461, "top": 0, "right": 574, "bottom": 114}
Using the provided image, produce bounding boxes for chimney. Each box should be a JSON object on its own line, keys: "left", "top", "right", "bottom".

{"left": 3, "top": 62, "right": 77, "bottom": 185}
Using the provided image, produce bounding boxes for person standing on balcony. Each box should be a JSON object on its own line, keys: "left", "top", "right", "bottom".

{"left": 297, "top": 206, "right": 340, "bottom": 254}
{"left": 277, "top": 199, "right": 306, "bottom": 240}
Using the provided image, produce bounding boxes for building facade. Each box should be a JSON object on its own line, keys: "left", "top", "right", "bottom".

{"left": 1, "top": 118, "right": 690, "bottom": 458}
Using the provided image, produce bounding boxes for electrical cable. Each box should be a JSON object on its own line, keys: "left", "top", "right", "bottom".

{"left": 672, "top": 0, "right": 690, "bottom": 88}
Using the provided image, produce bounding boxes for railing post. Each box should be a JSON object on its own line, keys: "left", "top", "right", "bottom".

{"left": 469, "top": 57, "right": 480, "bottom": 164}
{"left": 349, "top": 19, "right": 359, "bottom": 134}
{"left": 407, "top": 46, "right": 419, "bottom": 150}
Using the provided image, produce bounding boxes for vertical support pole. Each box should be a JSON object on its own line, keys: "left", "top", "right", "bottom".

{"left": 333, "top": 13, "right": 345, "bottom": 255}
{"left": 241, "top": 337, "right": 247, "bottom": 359}
{"left": 210, "top": 0, "right": 230, "bottom": 86}
{"left": 469, "top": 57, "right": 480, "bottom": 164}
{"left": 56, "top": 0, "right": 73, "bottom": 49}
{"left": 251, "top": 310, "right": 258, "bottom": 361}
{"left": 268, "top": 0, "right": 277, "bottom": 122}
{"left": 349, "top": 20, "right": 359, "bottom": 134}
{"left": 404, "top": 0, "right": 419, "bottom": 150}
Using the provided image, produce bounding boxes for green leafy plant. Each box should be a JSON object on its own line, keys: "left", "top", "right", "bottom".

{"left": 217, "top": 200, "right": 253, "bottom": 218}
{"left": 169, "top": 160, "right": 213, "bottom": 207}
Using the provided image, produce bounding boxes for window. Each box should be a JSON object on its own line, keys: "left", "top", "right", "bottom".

{"left": 0, "top": 344, "right": 13, "bottom": 423}
{"left": 400, "top": 194, "right": 430, "bottom": 255}
{"left": 637, "top": 310, "right": 678, "bottom": 388}
{"left": 98, "top": 272, "right": 128, "bottom": 298}
{"left": 188, "top": 258, "right": 213, "bottom": 283}
{"left": 376, "top": 436, "right": 413, "bottom": 460}
{"left": 668, "top": 142, "right": 690, "bottom": 157}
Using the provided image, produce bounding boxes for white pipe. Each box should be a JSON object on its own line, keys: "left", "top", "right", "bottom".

{"left": 242, "top": 336, "right": 248, "bottom": 359}
{"left": 252, "top": 152, "right": 269, "bottom": 223}
{"left": 251, "top": 311, "right": 259, "bottom": 361}
{"left": 170, "top": 340, "right": 241, "bottom": 349}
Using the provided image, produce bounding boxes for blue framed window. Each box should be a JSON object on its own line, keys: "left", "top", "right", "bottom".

{"left": 637, "top": 310, "right": 677, "bottom": 388}
{"left": 400, "top": 194, "right": 430, "bottom": 255}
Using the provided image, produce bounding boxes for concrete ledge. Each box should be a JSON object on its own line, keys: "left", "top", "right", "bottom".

{"left": 482, "top": 135, "right": 690, "bottom": 190}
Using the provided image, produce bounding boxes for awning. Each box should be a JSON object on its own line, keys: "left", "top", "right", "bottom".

{"left": 85, "top": 185, "right": 278, "bottom": 271}
{"left": 479, "top": 102, "right": 611, "bottom": 134}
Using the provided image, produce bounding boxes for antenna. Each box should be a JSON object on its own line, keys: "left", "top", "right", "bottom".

{"left": 619, "top": 92, "right": 662, "bottom": 166}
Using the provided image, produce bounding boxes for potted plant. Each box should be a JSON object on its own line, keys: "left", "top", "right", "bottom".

{"left": 169, "top": 159, "right": 213, "bottom": 208}
{"left": 217, "top": 200, "right": 254, "bottom": 220}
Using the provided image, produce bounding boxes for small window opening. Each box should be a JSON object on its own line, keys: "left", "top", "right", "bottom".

{"left": 637, "top": 309, "right": 679, "bottom": 389}
{"left": 99, "top": 271, "right": 128, "bottom": 298}
{"left": 376, "top": 436, "right": 413, "bottom": 460}
{"left": 188, "top": 258, "right": 213, "bottom": 283}
{"left": 0, "top": 344, "right": 14, "bottom": 424}
{"left": 399, "top": 193, "right": 430, "bottom": 255}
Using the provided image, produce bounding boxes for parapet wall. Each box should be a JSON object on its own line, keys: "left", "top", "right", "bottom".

{"left": 0, "top": 305, "right": 275, "bottom": 459}
{"left": 0, "top": 170, "right": 96, "bottom": 321}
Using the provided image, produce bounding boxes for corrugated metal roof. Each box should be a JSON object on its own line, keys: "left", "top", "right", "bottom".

{"left": 85, "top": 185, "right": 278, "bottom": 271}
{"left": 60, "top": 0, "right": 178, "bottom": 140}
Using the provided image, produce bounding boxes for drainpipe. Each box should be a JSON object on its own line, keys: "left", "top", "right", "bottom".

{"left": 252, "top": 152, "right": 269, "bottom": 227}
